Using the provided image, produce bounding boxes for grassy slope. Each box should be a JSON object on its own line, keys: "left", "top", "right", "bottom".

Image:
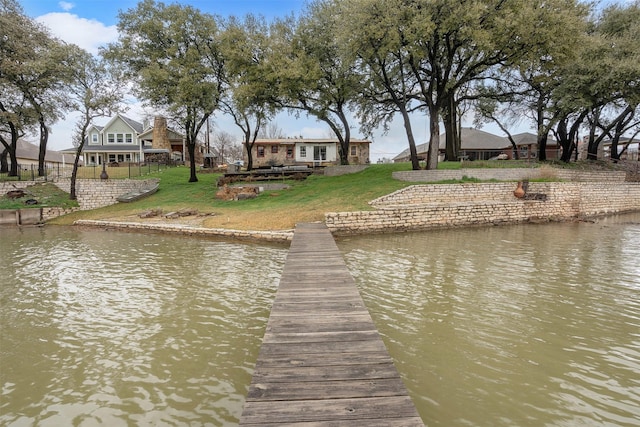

{"left": 49, "top": 163, "right": 416, "bottom": 230}
{"left": 0, "top": 182, "right": 79, "bottom": 210}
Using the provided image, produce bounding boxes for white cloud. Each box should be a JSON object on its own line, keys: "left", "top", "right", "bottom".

{"left": 36, "top": 12, "right": 118, "bottom": 56}
{"left": 58, "top": 1, "right": 75, "bottom": 12}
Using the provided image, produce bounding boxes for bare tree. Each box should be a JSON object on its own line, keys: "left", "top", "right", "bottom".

{"left": 211, "top": 130, "right": 235, "bottom": 164}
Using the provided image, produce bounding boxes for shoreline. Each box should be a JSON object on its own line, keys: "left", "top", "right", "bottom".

{"left": 73, "top": 219, "right": 294, "bottom": 244}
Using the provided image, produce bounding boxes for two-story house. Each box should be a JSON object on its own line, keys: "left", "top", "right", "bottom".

{"left": 73, "top": 114, "right": 203, "bottom": 166}
{"left": 246, "top": 138, "right": 371, "bottom": 168}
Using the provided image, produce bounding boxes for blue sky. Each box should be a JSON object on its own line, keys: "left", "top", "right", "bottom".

{"left": 19, "top": 0, "right": 531, "bottom": 160}
{"left": 21, "top": 0, "right": 305, "bottom": 24}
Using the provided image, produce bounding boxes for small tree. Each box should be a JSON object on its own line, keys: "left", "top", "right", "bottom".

{"left": 67, "top": 48, "right": 125, "bottom": 200}
{"left": 220, "top": 14, "right": 275, "bottom": 171}
{"left": 105, "top": 0, "right": 225, "bottom": 182}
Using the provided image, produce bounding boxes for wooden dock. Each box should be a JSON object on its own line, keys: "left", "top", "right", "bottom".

{"left": 239, "top": 223, "right": 424, "bottom": 426}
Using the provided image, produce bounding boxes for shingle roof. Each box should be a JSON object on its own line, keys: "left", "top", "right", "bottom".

{"left": 119, "top": 115, "right": 144, "bottom": 133}
{"left": 393, "top": 129, "right": 541, "bottom": 160}
{"left": 15, "top": 139, "right": 77, "bottom": 164}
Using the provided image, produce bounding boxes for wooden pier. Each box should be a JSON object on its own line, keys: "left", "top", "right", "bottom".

{"left": 239, "top": 223, "right": 424, "bottom": 426}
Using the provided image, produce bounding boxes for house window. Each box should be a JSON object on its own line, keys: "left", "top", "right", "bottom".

{"left": 91, "top": 133, "right": 98, "bottom": 144}
{"left": 286, "top": 147, "right": 294, "bottom": 159}
{"left": 271, "top": 145, "right": 278, "bottom": 154}
{"left": 108, "top": 154, "right": 116, "bottom": 162}
{"left": 117, "top": 133, "right": 124, "bottom": 143}
{"left": 350, "top": 145, "right": 357, "bottom": 156}
{"left": 107, "top": 133, "right": 115, "bottom": 143}
{"left": 257, "top": 145, "right": 265, "bottom": 157}
{"left": 300, "top": 146, "right": 307, "bottom": 158}
{"left": 126, "top": 133, "right": 133, "bottom": 144}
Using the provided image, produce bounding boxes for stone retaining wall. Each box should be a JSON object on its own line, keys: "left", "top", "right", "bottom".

{"left": 54, "top": 178, "right": 160, "bottom": 210}
{"left": 392, "top": 168, "right": 628, "bottom": 183}
{"left": 74, "top": 220, "right": 293, "bottom": 243}
{"left": 325, "top": 182, "right": 640, "bottom": 235}
{"left": 1, "top": 179, "right": 158, "bottom": 212}
{"left": 323, "top": 165, "right": 369, "bottom": 176}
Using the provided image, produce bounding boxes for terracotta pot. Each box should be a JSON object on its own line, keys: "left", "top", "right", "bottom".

{"left": 514, "top": 181, "right": 525, "bottom": 198}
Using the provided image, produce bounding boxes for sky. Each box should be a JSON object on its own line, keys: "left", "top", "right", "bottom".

{"left": 19, "top": 0, "right": 533, "bottom": 161}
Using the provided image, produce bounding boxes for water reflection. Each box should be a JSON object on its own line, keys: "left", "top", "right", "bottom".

{"left": 338, "top": 213, "right": 640, "bottom": 427}
{"left": 0, "top": 227, "right": 287, "bottom": 426}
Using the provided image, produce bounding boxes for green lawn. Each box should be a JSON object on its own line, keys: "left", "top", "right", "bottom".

{"left": 49, "top": 163, "right": 416, "bottom": 229}
{"left": 0, "top": 182, "right": 79, "bottom": 210}
{"left": 11, "top": 160, "right": 562, "bottom": 230}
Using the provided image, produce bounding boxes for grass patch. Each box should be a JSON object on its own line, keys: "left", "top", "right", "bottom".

{"left": 50, "top": 163, "right": 415, "bottom": 229}
{"left": 0, "top": 182, "right": 79, "bottom": 210}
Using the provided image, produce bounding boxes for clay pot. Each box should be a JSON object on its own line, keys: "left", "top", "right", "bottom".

{"left": 514, "top": 181, "right": 525, "bottom": 198}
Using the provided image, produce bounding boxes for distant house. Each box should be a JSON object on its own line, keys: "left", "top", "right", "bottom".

{"left": 245, "top": 138, "right": 371, "bottom": 168}
{"left": 10, "top": 139, "right": 78, "bottom": 168}
{"left": 62, "top": 114, "right": 204, "bottom": 166}
{"left": 599, "top": 137, "right": 639, "bottom": 161}
{"left": 393, "top": 128, "right": 559, "bottom": 162}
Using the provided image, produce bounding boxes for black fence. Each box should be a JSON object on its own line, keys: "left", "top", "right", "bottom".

{"left": 0, "top": 162, "right": 174, "bottom": 182}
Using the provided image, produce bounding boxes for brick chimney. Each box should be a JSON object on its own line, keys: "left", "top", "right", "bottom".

{"left": 152, "top": 116, "right": 171, "bottom": 150}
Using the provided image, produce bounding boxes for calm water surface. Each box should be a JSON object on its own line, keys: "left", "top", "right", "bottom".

{"left": 2, "top": 215, "right": 640, "bottom": 426}
{"left": 0, "top": 227, "right": 287, "bottom": 426}
{"left": 338, "top": 213, "right": 640, "bottom": 427}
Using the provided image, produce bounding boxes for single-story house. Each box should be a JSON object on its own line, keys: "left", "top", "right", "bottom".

{"left": 61, "top": 114, "right": 204, "bottom": 166}
{"left": 393, "top": 128, "right": 560, "bottom": 162}
{"left": 8, "top": 139, "right": 79, "bottom": 168}
{"left": 245, "top": 138, "right": 371, "bottom": 168}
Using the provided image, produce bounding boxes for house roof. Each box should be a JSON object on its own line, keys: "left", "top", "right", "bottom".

{"left": 78, "top": 144, "right": 142, "bottom": 153}
{"left": 393, "top": 129, "right": 548, "bottom": 161}
{"left": 15, "top": 139, "right": 78, "bottom": 164}
{"left": 138, "top": 127, "right": 185, "bottom": 141}
{"left": 101, "top": 113, "right": 144, "bottom": 134}
{"left": 437, "top": 128, "right": 510, "bottom": 151}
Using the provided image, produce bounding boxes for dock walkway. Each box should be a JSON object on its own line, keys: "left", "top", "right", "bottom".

{"left": 239, "top": 223, "right": 423, "bottom": 426}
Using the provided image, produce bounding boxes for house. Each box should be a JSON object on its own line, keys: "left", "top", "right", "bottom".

{"left": 245, "top": 138, "right": 371, "bottom": 168}
{"left": 393, "top": 128, "right": 560, "bottom": 162}
{"left": 598, "top": 137, "right": 639, "bottom": 161}
{"left": 9, "top": 139, "right": 78, "bottom": 167}
{"left": 63, "top": 114, "right": 204, "bottom": 166}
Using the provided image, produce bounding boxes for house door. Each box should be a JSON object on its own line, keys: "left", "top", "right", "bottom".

{"left": 313, "top": 146, "right": 327, "bottom": 161}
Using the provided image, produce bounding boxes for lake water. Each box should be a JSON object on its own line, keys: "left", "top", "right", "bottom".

{"left": 1, "top": 214, "right": 639, "bottom": 426}
{"left": 339, "top": 213, "right": 640, "bottom": 426}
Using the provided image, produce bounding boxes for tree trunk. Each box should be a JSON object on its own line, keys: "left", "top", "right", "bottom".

{"left": 6, "top": 137, "right": 19, "bottom": 177}
{"left": 399, "top": 104, "right": 420, "bottom": 170}
{"left": 1, "top": 148, "right": 7, "bottom": 173}
{"left": 70, "top": 144, "right": 84, "bottom": 200}
{"left": 188, "top": 141, "right": 198, "bottom": 182}
{"left": 38, "top": 118, "right": 49, "bottom": 177}
{"left": 443, "top": 95, "right": 459, "bottom": 161}
{"left": 244, "top": 140, "right": 254, "bottom": 171}
{"left": 426, "top": 104, "right": 440, "bottom": 170}
{"left": 536, "top": 97, "right": 547, "bottom": 161}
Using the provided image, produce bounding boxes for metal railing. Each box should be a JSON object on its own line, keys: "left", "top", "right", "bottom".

{"left": 0, "top": 162, "right": 175, "bottom": 182}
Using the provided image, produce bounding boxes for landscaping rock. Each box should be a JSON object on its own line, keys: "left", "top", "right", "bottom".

{"left": 215, "top": 185, "right": 259, "bottom": 201}
{"left": 138, "top": 208, "right": 162, "bottom": 218}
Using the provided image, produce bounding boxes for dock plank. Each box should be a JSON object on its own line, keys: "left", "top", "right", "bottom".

{"left": 239, "top": 223, "right": 423, "bottom": 426}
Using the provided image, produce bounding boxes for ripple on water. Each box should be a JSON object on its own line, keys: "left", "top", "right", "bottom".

{"left": 339, "top": 214, "right": 640, "bottom": 427}
{"left": 0, "top": 227, "right": 287, "bottom": 426}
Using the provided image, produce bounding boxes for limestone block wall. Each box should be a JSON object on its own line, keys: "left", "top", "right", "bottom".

{"left": 54, "top": 178, "right": 160, "bottom": 210}
{"left": 392, "top": 168, "right": 628, "bottom": 183}
{"left": 323, "top": 165, "right": 368, "bottom": 176}
{"left": 0, "top": 182, "right": 31, "bottom": 194}
{"left": 326, "top": 182, "right": 640, "bottom": 235}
